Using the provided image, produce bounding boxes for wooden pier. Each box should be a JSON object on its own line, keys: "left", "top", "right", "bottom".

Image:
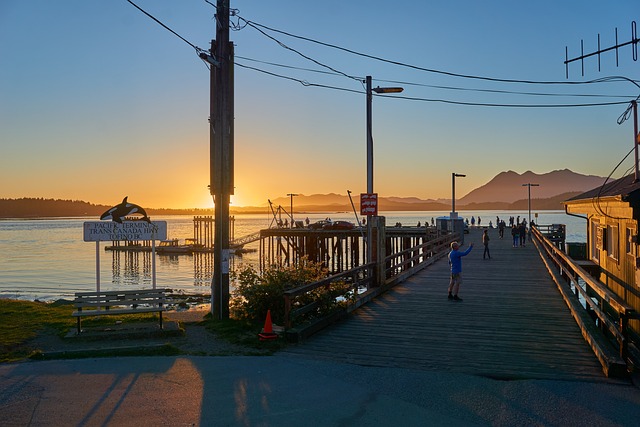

{"left": 259, "top": 225, "right": 439, "bottom": 273}
{"left": 281, "top": 227, "right": 621, "bottom": 382}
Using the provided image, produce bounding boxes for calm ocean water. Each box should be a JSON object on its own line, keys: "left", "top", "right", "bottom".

{"left": 0, "top": 210, "right": 586, "bottom": 302}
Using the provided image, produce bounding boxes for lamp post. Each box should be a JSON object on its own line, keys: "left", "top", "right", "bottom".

{"left": 451, "top": 173, "right": 466, "bottom": 219}
{"left": 365, "top": 75, "right": 403, "bottom": 263}
{"left": 287, "top": 193, "right": 298, "bottom": 228}
{"left": 522, "top": 183, "right": 540, "bottom": 225}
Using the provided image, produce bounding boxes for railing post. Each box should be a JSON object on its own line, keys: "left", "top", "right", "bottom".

{"left": 372, "top": 216, "right": 386, "bottom": 287}
{"left": 284, "top": 293, "right": 292, "bottom": 330}
{"left": 620, "top": 316, "right": 628, "bottom": 358}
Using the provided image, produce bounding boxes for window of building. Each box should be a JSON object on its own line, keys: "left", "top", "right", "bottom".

{"left": 607, "top": 224, "right": 619, "bottom": 261}
{"left": 626, "top": 227, "right": 635, "bottom": 257}
{"left": 591, "top": 220, "right": 600, "bottom": 261}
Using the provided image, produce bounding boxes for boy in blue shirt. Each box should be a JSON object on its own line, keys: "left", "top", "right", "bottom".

{"left": 448, "top": 241, "right": 473, "bottom": 301}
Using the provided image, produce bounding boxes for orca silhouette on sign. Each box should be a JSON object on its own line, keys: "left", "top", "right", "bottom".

{"left": 100, "top": 197, "right": 151, "bottom": 223}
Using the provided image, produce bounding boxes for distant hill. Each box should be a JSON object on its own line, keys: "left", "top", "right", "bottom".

{"left": 458, "top": 169, "right": 606, "bottom": 204}
{"left": 0, "top": 170, "right": 610, "bottom": 218}
{"left": 0, "top": 198, "right": 222, "bottom": 218}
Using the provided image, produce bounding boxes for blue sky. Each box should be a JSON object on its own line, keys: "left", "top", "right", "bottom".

{"left": 0, "top": 1, "right": 638, "bottom": 208}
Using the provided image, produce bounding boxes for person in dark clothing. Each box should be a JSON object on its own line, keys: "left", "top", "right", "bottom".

{"left": 519, "top": 222, "right": 526, "bottom": 247}
{"left": 482, "top": 229, "right": 491, "bottom": 259}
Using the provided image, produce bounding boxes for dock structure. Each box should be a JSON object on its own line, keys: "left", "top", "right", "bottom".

{"left": 281, "top": 227, "right": 619, "bottom": 382}
{"left": 259, "top": 225, "right": 439, "bottom": 273}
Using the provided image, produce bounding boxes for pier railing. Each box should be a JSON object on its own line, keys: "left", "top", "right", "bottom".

{"left": 283, "top": 231, "right": 459, "bottom": 342}
{"left": 531, "top": 226, "right": 639, "bottom": 376}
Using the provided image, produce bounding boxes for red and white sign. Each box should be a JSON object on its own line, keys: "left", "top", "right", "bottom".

{"left": 360, "top": 193, "right": 378, "bottom": 216}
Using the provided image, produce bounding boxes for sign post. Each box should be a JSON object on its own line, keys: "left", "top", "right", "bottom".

{"left": 83, "top": 221, "right": 167, "bottom": 291}
{"left": 360, "top": 193, "right": 378, "bottom": 266}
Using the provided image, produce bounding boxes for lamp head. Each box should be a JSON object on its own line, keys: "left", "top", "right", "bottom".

{"left": 373, "top": 86, "right": 403, "bottom": 94}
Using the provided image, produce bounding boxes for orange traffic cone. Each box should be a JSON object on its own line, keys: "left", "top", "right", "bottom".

{"left": 258, "top": 310, "right": 278, "bottom": 341}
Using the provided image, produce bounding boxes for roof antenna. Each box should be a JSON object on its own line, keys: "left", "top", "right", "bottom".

{"left": 564, "top": 21, "right": 638, "bottom": 78}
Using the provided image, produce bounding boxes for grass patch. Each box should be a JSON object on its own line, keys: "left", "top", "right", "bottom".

{"left": 0, "top": 299, "right": 173, "bottom": 362}
{"left": 202, "top": 316, "right": 288, "bottom": 354}
{"left": 0, "top": 299, "right": 74, "bottom": 362}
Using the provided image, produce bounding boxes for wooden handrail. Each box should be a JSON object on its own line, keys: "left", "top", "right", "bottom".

{"left": 531, "top": 226, "right": 636, "bottom": 363}
{"left": 283, "top": 232, "right": 458, "bottom": 337}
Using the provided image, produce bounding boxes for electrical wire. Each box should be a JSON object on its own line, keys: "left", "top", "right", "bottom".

{"left": 126, "top": 0, "right": 205, "bottom": 55}
{"left": 236, "top": 56, "right": 634, "bottom": 99}
{"left": 235, "top": 62, "right": 361, "bottom": 94}
{"left": 236, "top": 62, "right": 633, "bottom": 108}
{"left": 592, "top": 145, "right": 637, "bottom": 219}
{"left": 125, "top": 1, "right": 639, "bottom": 110}
{"left": 239, "top": 20, "right": 361, "bottom": 84}
{"left": 239, "top": 17, "right": 640, "bottom": 87}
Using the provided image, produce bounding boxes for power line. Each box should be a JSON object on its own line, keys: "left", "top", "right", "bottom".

{"left": 236, "top": 61, "right": 632, "bottom": 108}
{"left": 239, "top": 17, "right": 640, "bottom": 86}
{"left": 239, "top": 19, "right": 360, "bottom": 84}
{"left": 124, "top": 3, "right": 638, "bottom": 109}
{"left": 126, "top": 0, "right": 205, "bottom": 55}
{"left": 236, "top": 56, "right": 634, "bottom": 99}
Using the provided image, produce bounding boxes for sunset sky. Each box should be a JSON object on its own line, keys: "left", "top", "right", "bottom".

{"left": 1, "top": 1, "right": 638, "bottom": 209}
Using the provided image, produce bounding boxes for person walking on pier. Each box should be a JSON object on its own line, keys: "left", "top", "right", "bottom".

{"left": 512, "top": 224, "right": 520, "bottom": 247}
{"left": 482, "top": 230, "right": 491, "bottom": 259}
{"left": 448, "top": 241, "right": 473, "bottom": 301}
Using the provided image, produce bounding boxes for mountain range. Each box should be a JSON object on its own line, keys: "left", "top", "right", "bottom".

{"left": 267, "top": 169, "right": 608, "bottom": 212}
{"left": 0, "top": 170, "right": 609, "bottom": 217}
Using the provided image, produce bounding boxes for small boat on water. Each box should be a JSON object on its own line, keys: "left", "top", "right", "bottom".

{"left": 156, "top": 238, "right": 201, "bottom": 255}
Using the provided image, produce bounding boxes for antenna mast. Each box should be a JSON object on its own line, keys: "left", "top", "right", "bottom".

{"left": 564, "top": 21, "right": 640, "bottom": 182}
{"left": 564, "top": 21, "right": 638, "bottom": 78}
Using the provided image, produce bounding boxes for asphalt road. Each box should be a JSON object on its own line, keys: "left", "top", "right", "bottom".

{"left": 1, "top": 355, "right": 639, "bottom": 426}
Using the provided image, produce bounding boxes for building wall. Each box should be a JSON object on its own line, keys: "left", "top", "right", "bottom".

{"left": 583, "top": 200, "right": 640, "bottom": 335}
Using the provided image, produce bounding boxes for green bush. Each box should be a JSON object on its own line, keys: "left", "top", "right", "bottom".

{"left": 230, "top": 259, "right": 328, "bottom": 325}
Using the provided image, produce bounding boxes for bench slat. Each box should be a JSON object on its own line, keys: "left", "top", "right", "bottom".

{"left": 72, "top": 307, "right": 165, "bottom": 317}
{"left": 72, "top": 288, "right": 170, "bottom": 333}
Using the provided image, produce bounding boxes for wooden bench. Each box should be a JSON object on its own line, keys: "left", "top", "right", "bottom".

{"left": 72, "top": 289, "right": 170, "bottom": 334}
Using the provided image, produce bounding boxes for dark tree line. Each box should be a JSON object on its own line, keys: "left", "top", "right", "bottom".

{"left": 0, "top": 198, "right": 214, "bottom": 218}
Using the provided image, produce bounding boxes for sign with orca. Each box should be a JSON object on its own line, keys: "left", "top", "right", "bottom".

{"left": 84, "top": 221, "right": 167, "bottom": 242}
{"left": 100, "top": 196, "right": 151, "bottom": 223}
{"left": 83, "top": 221, "right": 167, "bottom": 242}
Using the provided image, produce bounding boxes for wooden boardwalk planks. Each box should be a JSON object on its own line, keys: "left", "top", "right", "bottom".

{"left": 281, "top": 227, "right": 615, "bottom": 381}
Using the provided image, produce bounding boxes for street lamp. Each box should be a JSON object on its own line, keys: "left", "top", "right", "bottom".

{"left": 451, "top": 173, "right": 466, "bottom": 219}
{"left": 287, "top": 193, "right": 298, "bottom": 228}
{"left": 522, "top": 183, "right": 540, "bottom": 226}
{"left": 366, "top": 76, "right": 403, "bottom": 195}
{"left": 365, "top": 76, "right": 403, "bottom": 264}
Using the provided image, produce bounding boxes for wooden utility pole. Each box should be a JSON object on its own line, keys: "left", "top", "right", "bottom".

{"left": 210, "top": 0, "right": 233, "bottom": 319}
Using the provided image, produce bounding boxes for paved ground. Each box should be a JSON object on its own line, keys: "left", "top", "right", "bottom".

{"left": 1, "top": 355, "right": 640, "bottom": 426}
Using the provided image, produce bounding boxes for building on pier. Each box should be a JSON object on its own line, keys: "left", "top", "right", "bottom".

{"left": 564, "top": 173, "right": 640, "bottom": 342}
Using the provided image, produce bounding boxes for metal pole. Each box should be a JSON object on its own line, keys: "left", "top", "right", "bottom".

{"left": 366, "top": 76, "right": 373, "bottom": 195}
{"left": 287, "top": 193, "right": 298, "bottom": 228}
{"left": 633, "top": 100, "right": 639, "bottom": 183}
{"left": 95, "top": 241, "right": 100, "bottom": 293}
{"left": 451, "top": 172, "right": 455, "bottom": 216}
{"left": 365, "top": 76, "right": 373, "bottom": 264}
{"left": 522, "top": 183, "right": 539, "bottom": 225}
{"left": 528, "top": 185, "right": 531, "bottom": 225}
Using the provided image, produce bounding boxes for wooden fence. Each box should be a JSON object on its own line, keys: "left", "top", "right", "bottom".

{"left": 283, "top": 232, "right": 459, "bottom": 342}
{"left": 531, "top": 226, "right": 639, "bottom": 376}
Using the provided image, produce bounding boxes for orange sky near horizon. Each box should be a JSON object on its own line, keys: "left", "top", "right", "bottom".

{"left": 1, "top": 2, "right": 638, "bottom": 210}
